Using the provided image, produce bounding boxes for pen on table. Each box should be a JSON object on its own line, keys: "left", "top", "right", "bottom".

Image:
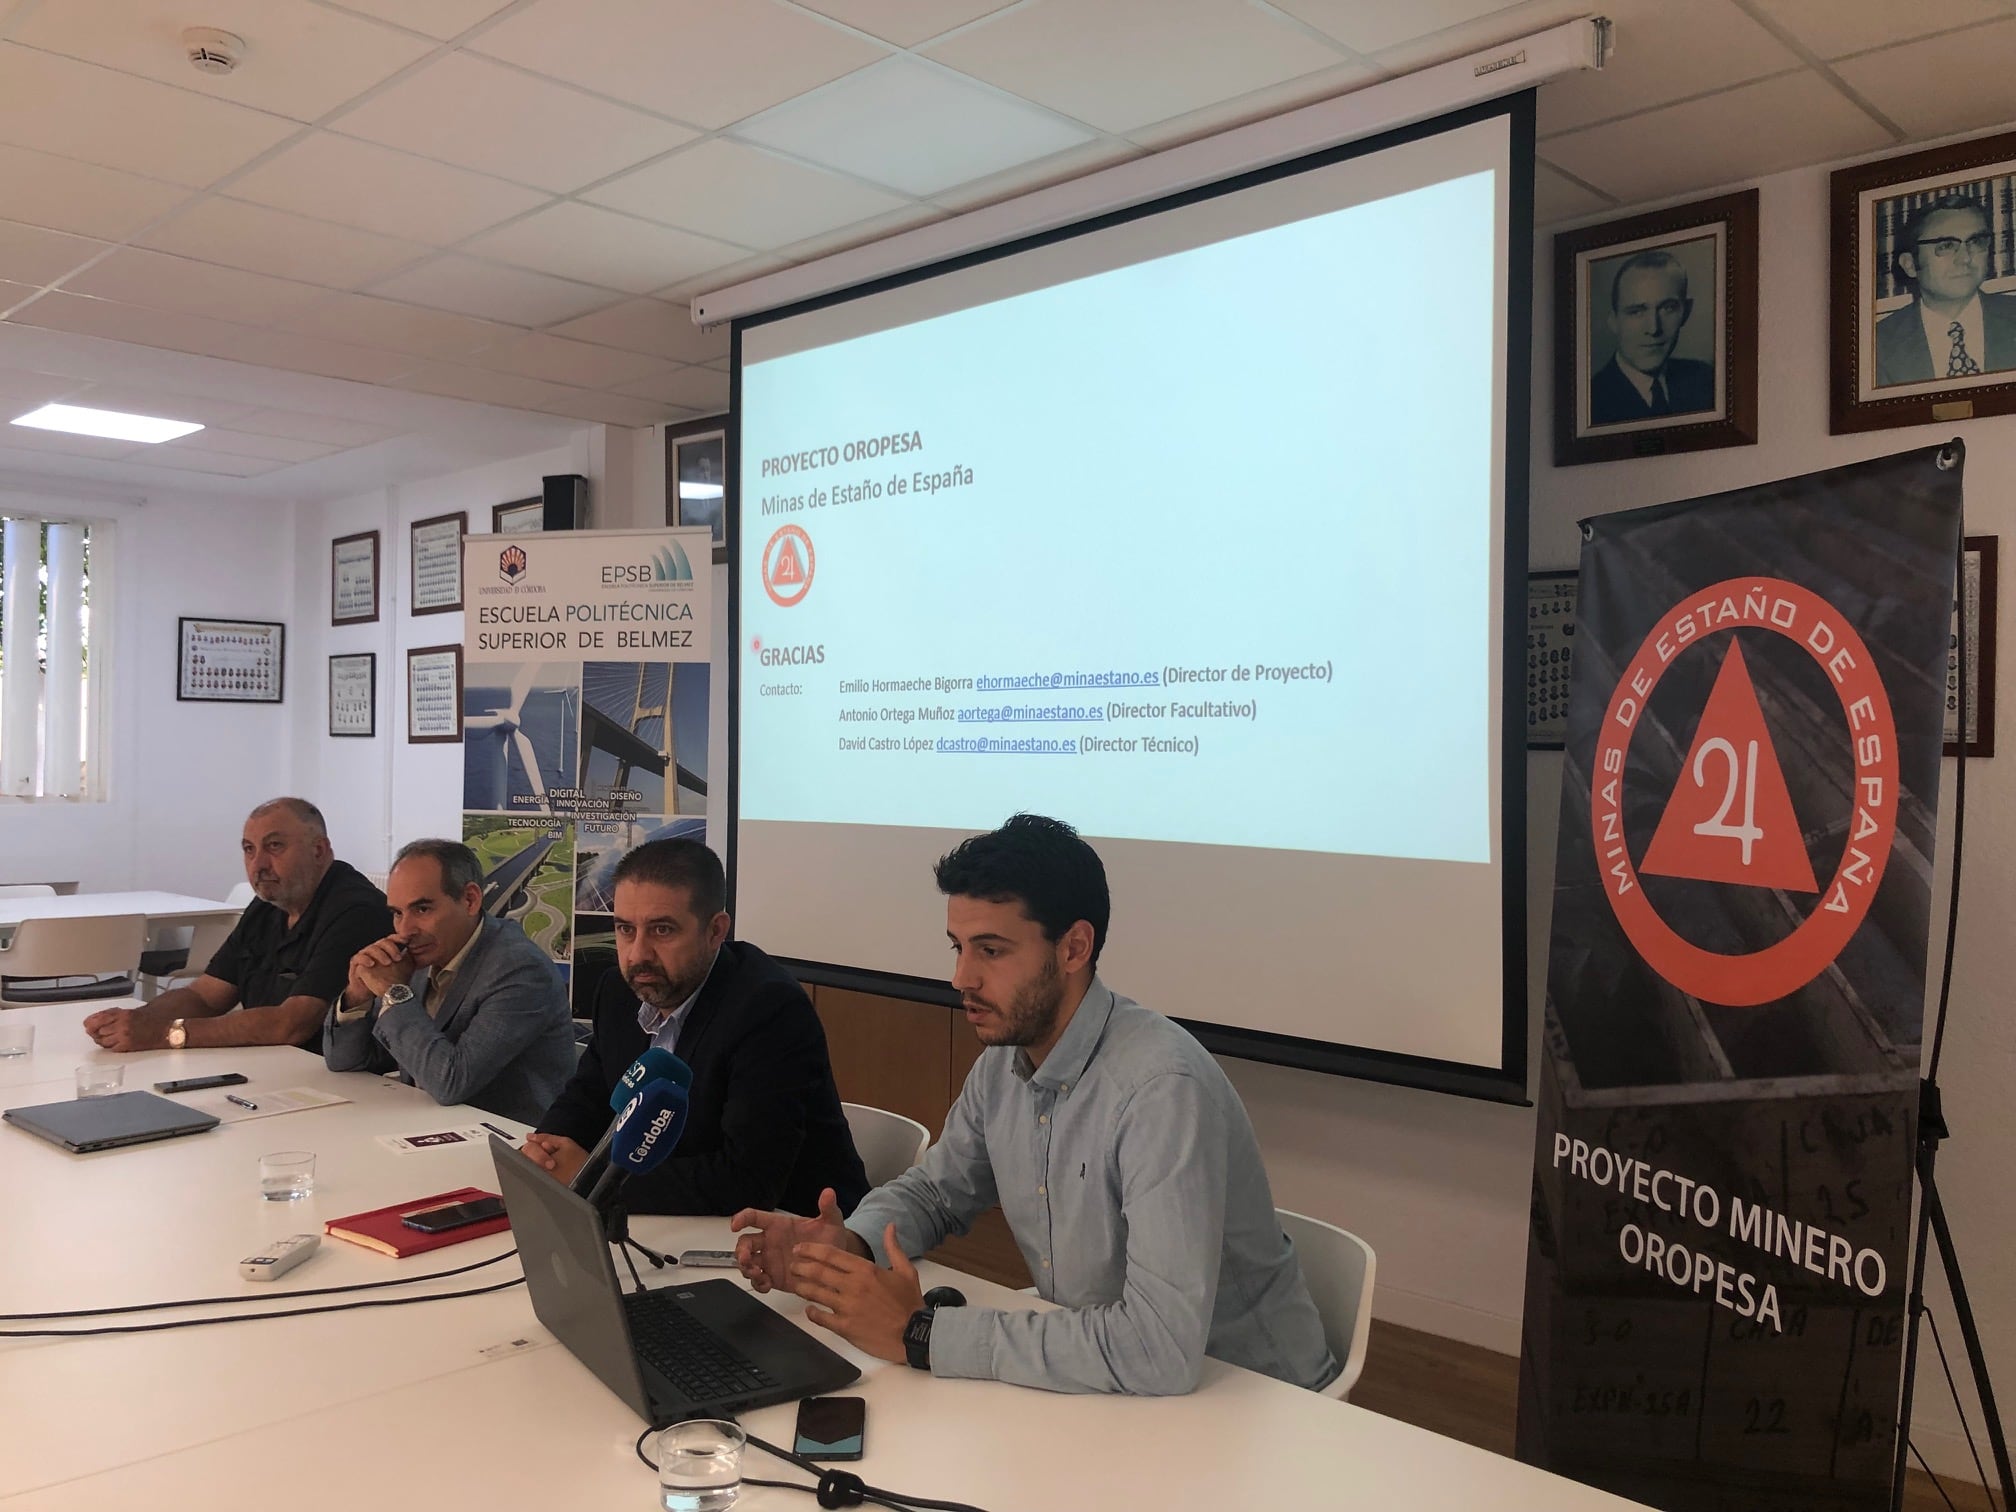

{"left": 480, "top": 1121, "right": 512, "bottom": 1140}
{"left": 226, "top": 1093, "right": 259, "bottom": 1110}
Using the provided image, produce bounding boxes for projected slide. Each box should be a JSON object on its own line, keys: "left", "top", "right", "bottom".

{"left": 741, "top": 170, "right": 1497, "bottom": 865}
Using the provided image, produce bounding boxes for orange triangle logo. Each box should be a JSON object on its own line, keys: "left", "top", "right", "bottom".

{"left": 771, "top": 538, "right": 805, "bottom": 584}
{"left": 1641, "top": 640, "right": 1818, "bottom": 893}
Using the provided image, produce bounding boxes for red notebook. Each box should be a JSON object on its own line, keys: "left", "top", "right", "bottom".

{"left": 323, "top": 1187, "right": 510, "bottom": 1258}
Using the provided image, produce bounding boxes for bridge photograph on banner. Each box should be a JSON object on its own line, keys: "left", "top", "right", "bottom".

{"left": 460, "top": 528, "right": 713, "bottom": 1014}
{"left": 1519, "top": 443, "right": 1964, "bottom": 1512}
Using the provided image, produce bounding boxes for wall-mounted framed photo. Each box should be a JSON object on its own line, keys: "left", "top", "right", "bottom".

{"left": 1831, "top": 130, "right": 2016, "bottom": 434}
{"left": 407, "top": 643, "right": 463, "bottom": 745}
{"left": 331, "top": 529, "right": 380, "bottom": 625}
{"left": 666, "top": 414, "right": 730, "bottom": 564}
{"left": 1553, "top": 189, "right": 1759, "bottom": 467}
{"left": 1948, "top": 535, "right": 1998, "bottom": 758}
{"left": 409, "top": 511, "right": 466, "bottom": 616}
{"left": 493, "top": 497, "right": 544, "bottom": 535}
{"left": 178, "top": 616, "right": 285, "bottom": 704}
{"left": 328, "top": 652, "right": 375, "bottom": 738}
{"left": 1526, "top": 571, "right": 1578, "bottom": 749}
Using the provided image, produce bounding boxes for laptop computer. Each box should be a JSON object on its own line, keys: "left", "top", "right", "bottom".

{"left": 489, "top": 1136, "right": 859, "bottom": 1425}
{"left": 4, "top": 1090, "right": 220, "bottom": 1153}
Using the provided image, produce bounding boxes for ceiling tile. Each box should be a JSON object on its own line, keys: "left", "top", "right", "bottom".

{"left": 472, "top": 0, "right": 889, "bottom": 128}
{"left": 615, "top": 365, "right": 731, "bottom": 410}
{"left": 0, "top": 143, "right": 192, "bottom": 240}
{"left": 1542, "top": 70, "right": 1892, "bottom": 205}
{"left": 0, "top": 367, "right": 89, "bottom": 407}
{"left": 5, "top": 290, "right": 257, "bottom": 359}
{"left": 654, "top": 252, "right": 792, "bottom": 303}
{"left": 546, "top": 298, "right": 729, "bottom": 362}
{"left": 0, "top": 420, "right": 147, "bottom": 459}
{"left": 1367, "top": 0, "right": 1598, "bottom": 73}
{"left": 922, "top": 0, "right": 1349, "bottom": 135}
{"left": 1536, "top": 0, "right": 1803, "bottom": 137}
{"left": 393, "top": 361, "right": 596, "bottom": 411}
{"left": 791, "top": 0, "right": 1018, "bottom": 48}
{"left": 229, "top": 408, "right": 404, "bottom": 446}
{"left": 1745, "top": 0, "right": 2008, "bottom": 60}
{"left": 13, "top": 0, "right": 434, "bottom": 122}
{"left": 62, "top": 384, "right": 260, "bottom": 427}
{"left": 155, "top": 427, "right": 336, "bottom": 462}
{"left": 0, "top": 43, "right": 298, "bottom": 187}
{"left": 228, "top": 134, "right": 548, "bottom": 245}
{"left": 139, "top": 198, "right": 431, "bottom": 289}
{"left": 929, "top": 139, "right": 1143, "bottom": 212}
{"left": 1833, "top": 20, "right": 2016, "bottom": 139}
{"left": 269, "top": 293, "right": 517, "bottom": 359}
{"left": 538, "top": 390, "right": 687, "bottom": 427}
{"left": 734, "top": 55, "right": 1095, "bottom": 196}
{"left": 1271, "top": 0, "right": 1535, "bottom": 54}
{"left": 127, "top": 445, "right": 284, "bottom": 477}
{"left": 371, "top": 255, "right": 620, "bottom": 325}
{"left": 480, "top": 333, "right": 672, "bottom": 388}
{"left": 586, "top": 138, "right": 914, "bottom": 249}
{"left": 63, "top": 248, "right": 327, "bottom": 325}
{"left": 331, "top": 52, "right": 699, "bottom": 194}
{"left": 773, "top": 203, "right": 946, "bottom": 263}
{"left": 195, "top": 326, "right": 419, "bottom": 384}
{"left": 327, "top": 0, "right": 514, "bottom": 40}
{"left": 1533, "top": 160, "right": 1615, "bottom": 224}
{"left": 1122, "top": 57, "right": 1376, "bottom": 150}
{"left": 463, "top": 202, "right": 750, "bottom": 295}
{"left": 0, "top": 221, "right": 110, "bottom": 287}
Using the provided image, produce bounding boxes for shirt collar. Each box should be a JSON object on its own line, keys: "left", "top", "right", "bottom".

{"left": 1616, "top": 357, "right": 1658, "bottom": 406}
{"left": 1017, "top": 977, "right": 1115, "bottom": 1091}
{"left": 434, "top": 917, "right": 482, "bottom": 981}
{"left": 1920, "top": 292, "right": 1984, "bottom": 357}
{"left": 636, "top": 949, "right": 720, "bottom": 1039}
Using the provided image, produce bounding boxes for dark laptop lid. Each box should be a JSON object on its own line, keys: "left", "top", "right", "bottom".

{"left": 3, "top": 1090, "right": 220, "bottom": 1152}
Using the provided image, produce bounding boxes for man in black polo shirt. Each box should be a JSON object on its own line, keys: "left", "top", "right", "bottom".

{"left": 83, "top": 797, "right": 390, "bottom": 1053}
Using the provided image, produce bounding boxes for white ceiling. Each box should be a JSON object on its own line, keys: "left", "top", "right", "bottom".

{"left": 0, "top": 0, "right": 2012, "bottom": 500}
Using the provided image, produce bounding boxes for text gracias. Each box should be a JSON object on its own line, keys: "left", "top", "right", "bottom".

{"left": 475, "top": 600, "right": 695, "bottom": 653}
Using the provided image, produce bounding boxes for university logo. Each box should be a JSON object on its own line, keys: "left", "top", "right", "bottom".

{"left": 1591, "top": 577, "right": 1898, "bottom": 1006}
{"left": 499, "top": 544, "right": 527, "bottom": 585}
{"left": 653, "top": 541, "right": 693, "bottom": 582}
{"left": 761, "top": 524, "right": 815, "bottom": 608}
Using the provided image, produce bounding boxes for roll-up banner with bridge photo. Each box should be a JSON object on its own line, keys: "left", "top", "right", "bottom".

{"left": 462, "top": 528, "right": 714, "bottom": 1016}
{"left": 1517, "top": 443, "right": 1964, "bottom": 1511}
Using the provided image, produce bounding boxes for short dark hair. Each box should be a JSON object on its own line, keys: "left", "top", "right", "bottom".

{"left": 1608, "top": 248, "right": 1688, "bottom": 312}
{"left": 247, "top": 796, "right": 327, "bottom": 837}
{"left": 934, "top": 814, "right": 1110, "bottom": 968}
{"left": 391, "top": 838, "right": 481, "bottom": 897}
{"left": 613, "top": 838, "right": 726, "bottom": 920}
{"left": 1896, "top": 193, "right": 1990, "bottom": 288}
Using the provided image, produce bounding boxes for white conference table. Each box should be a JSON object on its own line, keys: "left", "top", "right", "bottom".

{"left": 0, "top": 890, "right": 232, "bottom": 928}
{"left": 0, "top": 1001, "right": 1650, "bottom": 1512}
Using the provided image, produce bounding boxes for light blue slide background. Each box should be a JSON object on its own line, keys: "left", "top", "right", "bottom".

{"left": 740, "top": 169, "right": 1498, "bottom": 863}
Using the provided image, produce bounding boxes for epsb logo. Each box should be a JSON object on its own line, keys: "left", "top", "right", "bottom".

{"left": 498, "top": 545, "right": 527, "bottom": 584}
{"left": 600, "top": 542, "right": 693, "bottom": 585}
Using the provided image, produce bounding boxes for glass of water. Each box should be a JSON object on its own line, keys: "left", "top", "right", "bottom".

{"left": 657, "top": 1418, "right": 744, "bottom": 1511}
{"left": 0, "top": 1021, "right": 32, "bottom": 1058}
{"left": 75, "top": 1063, "right": 124, "bottom": 1097}
{"left": 259, "top": 1150, "right": 315, "bottom": 1201}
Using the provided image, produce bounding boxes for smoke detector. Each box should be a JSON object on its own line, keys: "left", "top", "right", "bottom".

{"left": 182, "top": 27, "right": 245, "bottom": 75}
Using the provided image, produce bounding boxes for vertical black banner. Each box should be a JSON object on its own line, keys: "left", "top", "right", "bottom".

{"left": 1518, "top": 443, "right": 1964, "bottom": 1511}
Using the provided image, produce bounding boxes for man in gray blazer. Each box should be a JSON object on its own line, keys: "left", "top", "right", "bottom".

{"left": 324, "top": 838, "right": 574, "bottom": 1124}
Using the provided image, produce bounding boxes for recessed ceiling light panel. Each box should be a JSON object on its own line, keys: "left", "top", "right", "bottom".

{"left": 10, "top": 404, "right": 206, "bottom": 444}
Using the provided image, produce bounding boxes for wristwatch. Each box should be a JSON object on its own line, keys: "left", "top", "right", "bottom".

{"left": 380, "top": 984, "right": 416, "bottom": 1009}
{"left": 902, "top": 1308, "right": 934, "bottom": 1371}
{"left": 166, "top": 1018, "right": 186, "bottom": 1049}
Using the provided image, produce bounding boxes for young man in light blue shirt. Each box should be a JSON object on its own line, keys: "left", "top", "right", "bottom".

{"left": 732, "top": 814, "right": 1338, "bottom": 1396}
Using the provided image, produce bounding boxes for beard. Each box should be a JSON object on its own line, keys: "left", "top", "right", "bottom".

{"left": 964, "top": 951, "right": 1066, "bottom": 1048}
{"left": 626, "top": 961, "right": 702, "bottom": 1011}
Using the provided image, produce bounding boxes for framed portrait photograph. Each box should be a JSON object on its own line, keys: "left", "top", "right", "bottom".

{"left": 409, "top": 511, "right": 466, "bottom": 616}
{"left": 493, "top": 497, "right": 544, "bottom": 535}
{"left": 1526, "top": 571, "right": 1578, "bottom": 749}
{"left": 1947, "top": 536, "right": 1998, "bottom": 758}
{"left": 407, "top": 643, "right": 463, "bottom": 745}
{"left": 666, "top": 415, "right": 730, "bottom": 564}
{"left": 1553, "top": 189, "right": 1759, "bottom": 467}
{"left": 331, "top": 529, "right": 379, "bottom": 625}
{"left": 328, "top": 652, "right": 376, "bottom": 738}
{"left": 178, "top": 617, "right": 284, "bottom": 704}
{"left": 1831, "top": 130, "right": 2016, "bottom": 434}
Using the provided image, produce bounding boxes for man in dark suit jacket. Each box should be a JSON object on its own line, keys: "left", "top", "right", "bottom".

{"left": 1589, "top": 249, "right": 1716, "bottom": 426}
{"left": 1873, "top": 195, "right": 2016, "bottom": 387}
{"left": 523, "top": 837, "right": 867, "bottom": 1216}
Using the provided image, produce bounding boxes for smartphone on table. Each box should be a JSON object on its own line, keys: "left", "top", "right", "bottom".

{"left": 400, "top": 1195, "right": 507, "bottom": 1233}
{"left": 794, "top": 1396, "right": 865, "bottom": 1460}
{"left": 153, "top": 1073, "right": 249, "bottom": 1093}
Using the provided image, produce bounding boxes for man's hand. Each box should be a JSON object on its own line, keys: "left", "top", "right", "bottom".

{"left": 521, "top": 1131, "right": 589, "bottom": 1185}
{"left": 730, "top": 1188, "right": 859, "bottom": 1295}
{"left": 346, "top": 935, "right": 416, "bottom": 1006}
{"left": 82, "top": 1007, "right": 164, "bottom": 1053}
{"left": 790, "top": 1223, "right": 927, "bottom": 1365}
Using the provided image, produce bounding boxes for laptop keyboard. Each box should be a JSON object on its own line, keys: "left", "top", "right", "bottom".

{"left": 624, "top": 1290, "right": 780, "bottom": 1404}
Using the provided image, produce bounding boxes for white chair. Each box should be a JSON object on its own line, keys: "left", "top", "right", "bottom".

{"left": 0, "top": 914, "right": 148, "bottom": 1007}
{"left": 1277, "top": 1208, "right": 1376, "bottom": 1401}
{"left": 138, "top": 909, "right": 243, "bottom": 995}
{"left": 842, "top": 1102, "right": 931, "bottom": 1187}
{"left": 0, "top": 883, "right": 56, "bottom": 897}
{"left": 223, "top": 882, "right": 256, "bottom": 910}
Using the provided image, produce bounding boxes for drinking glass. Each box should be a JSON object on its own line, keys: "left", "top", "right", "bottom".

{"left": 656, "top": 1419, "right": 744, "bottom": 1512}
{"left": 74, "top": 1063, "right": 124, "bottom": 1097}
{"left": 259, "top": 1150, "right": 316, "bottom": 1201}
{"left": 0, "top": 1021, "right": 32, "bottom": 1058}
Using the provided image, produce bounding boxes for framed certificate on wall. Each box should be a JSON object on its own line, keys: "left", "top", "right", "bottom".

{"left": 332, "top": 530, "right": 380, "bottom": 625}
{"left": 329, "top": 653, "right": 375, "bottom": 737}
{"left": 407, "top": 644, "right": 463, "bottom": 744}
{"left": 178, "top": 617, "right": 285, "bottom": 704}
{"left": 410, "top": 511, "right": 466, "bottom": 615}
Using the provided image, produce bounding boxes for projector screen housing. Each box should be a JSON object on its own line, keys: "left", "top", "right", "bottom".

{"left": 728, "top": 94, "right": 1535, "bottom": 1104}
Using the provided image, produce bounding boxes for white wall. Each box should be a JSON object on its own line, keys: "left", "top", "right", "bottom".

{"left": 0, "top": 485, "right": 295, "bottom": 898}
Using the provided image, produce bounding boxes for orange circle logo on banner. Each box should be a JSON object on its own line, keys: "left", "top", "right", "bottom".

{"left": 1591, "top": 577, "right": 1899, "bottom": 1007}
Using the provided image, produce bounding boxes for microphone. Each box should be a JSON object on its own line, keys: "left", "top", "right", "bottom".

{"left": 570, "top": 1049, "right": 693, "bottom": 1196}
{"left": 585, "top": 1078, "right": 691, "bottom": 1211}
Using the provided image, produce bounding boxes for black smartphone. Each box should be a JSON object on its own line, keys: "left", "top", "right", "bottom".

{"left": 400, "top": 1196, "right": 506, "bottom": 1233}
{"left": 794, "top": 1396, "right": 865, "bottom": 1461}
{"left": 152, "top": 1073, "right": 249, "bottom": 1093}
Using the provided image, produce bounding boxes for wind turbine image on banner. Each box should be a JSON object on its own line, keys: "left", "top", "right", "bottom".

{"left": 465, "top": 661, "right": 558, "bottom": 811}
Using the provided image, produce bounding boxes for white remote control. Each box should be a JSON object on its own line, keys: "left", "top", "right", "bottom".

{"left": 241, "top": 1233, "right": 320, "bottom": 1282}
